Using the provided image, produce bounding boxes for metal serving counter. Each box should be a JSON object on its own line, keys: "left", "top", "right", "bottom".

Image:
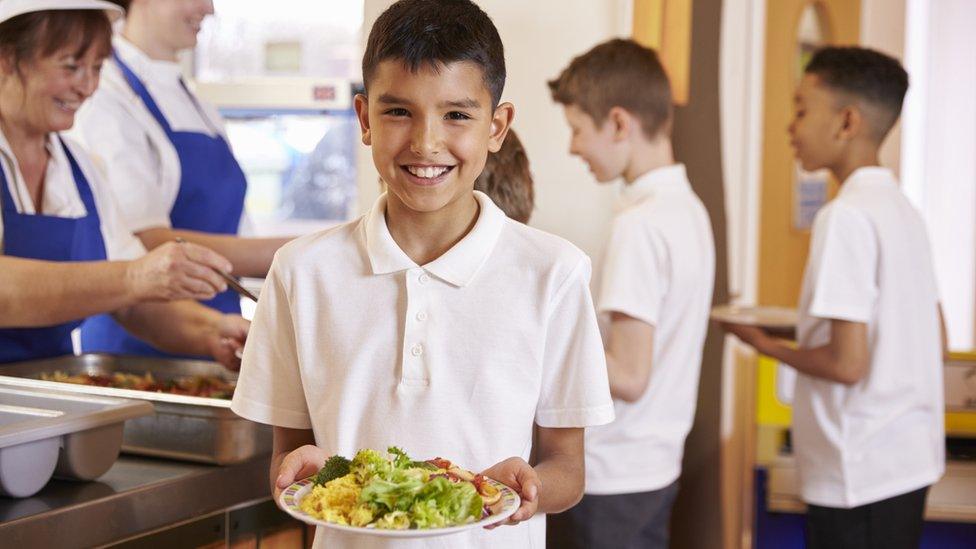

{"left": 0, "top": 454, "right": 276, "bottom": 547}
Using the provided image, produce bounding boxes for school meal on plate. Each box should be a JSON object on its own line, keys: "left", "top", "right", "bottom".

{"left": 300, "top": 447, "right": 506, "bottom": 530}
{"left": 39, "top": 370, "right": 235, "bottom": 399}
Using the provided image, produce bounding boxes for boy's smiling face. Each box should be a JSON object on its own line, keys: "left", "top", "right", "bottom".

{"left": 789, "top": 73, "right": 846, "bottom": 171}
{"left": 356, "top": 60, "right": 513, "bottom": 215}
{"left": 562, "top": 104, "right": 628, "bottom": 183}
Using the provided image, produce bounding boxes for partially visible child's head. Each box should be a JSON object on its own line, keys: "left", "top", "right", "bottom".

{"left": 789, "top": 46, "right": 908, "bottom": 172}
{"left": 356, "top": 0, "right": 513, "bottom": 215}
{"left": 475, "top": 129, "right": 533, "bottom": 223}
{"left": 548, "top": 38, "right": 672, "bottom": 183}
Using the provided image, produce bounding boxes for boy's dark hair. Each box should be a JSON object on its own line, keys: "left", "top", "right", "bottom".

{"left": 475, "top": 129, "right": 533, "bottom": 224}
{"left": 362, "top": 0, "right": 506, "bottom": 107}
{"left": 805, "top": 46, "right": 909, "bottom": 140}
{"left": 548, "top": 38, "right": 672, "bottom": 139}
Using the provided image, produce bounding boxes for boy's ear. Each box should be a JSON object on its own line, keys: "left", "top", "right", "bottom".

{"left": 837, "top": 104, "right": 863, "bottom": 141}
{"left": 607, "top": 106, "right": 632, "bottom": 142}
{"left": 354, "top": 94, "right": 372, "bottom": 146}
{"left": 487, "top": 102, "right": 515, "bottom": 153}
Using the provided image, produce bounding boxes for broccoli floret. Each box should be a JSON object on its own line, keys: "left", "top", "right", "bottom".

{"left": 312, "top": 454, "right": 351, "bottom": 486}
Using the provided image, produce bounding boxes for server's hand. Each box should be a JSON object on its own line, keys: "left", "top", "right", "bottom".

{"left": 127, "top": 241, "right": 232, "bottom": 301}
{"left": 207, "top": 314, "right": 249, "bottom": 371}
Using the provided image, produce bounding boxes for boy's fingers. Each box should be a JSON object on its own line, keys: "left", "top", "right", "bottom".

{"left": 515, "top": 464, "right": 540, "bottom": 501}
{"left": 277, "top": 446, "right": 322, "bottom": 488}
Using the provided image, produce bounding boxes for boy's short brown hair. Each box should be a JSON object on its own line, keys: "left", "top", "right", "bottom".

{"left": 475, "top": 129, "right": 533, "bottom": 224}
{"left": 548, "top": 38, "right": 672, "bottom": 139}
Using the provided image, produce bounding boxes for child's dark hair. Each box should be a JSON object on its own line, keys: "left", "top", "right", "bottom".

{"left": 362, "top": 0, "right": 506, "bottom": 107}
{"left": 805, "top": 46, "right": 909, "bottom": 140}
{"left": 475, "top": 129, "right": 533, "bottom": 224}
{"left": 548, "top": 38, "right": 672, "bottom": 139}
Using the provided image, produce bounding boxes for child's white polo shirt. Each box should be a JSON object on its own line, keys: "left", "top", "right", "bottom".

{"left": 794, "top": 167, "right": 944, "bottom": 508}
{"left": 584, "top": 164, "right": 716, "bottom": 495}
{"left": 231, "top": 191, "right": 614, "bottom": 548}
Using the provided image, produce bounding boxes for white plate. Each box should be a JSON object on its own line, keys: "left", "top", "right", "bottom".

{"left": 278, "top": 476, "right": 521, "bottom": 538}
{"left": 710, "top": 305, "right": 798, "bottom": 329}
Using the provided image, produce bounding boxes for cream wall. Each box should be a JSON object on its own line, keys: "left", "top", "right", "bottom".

{"left": 357, "top": 0, "right": 631, "bottom": 270}
{"left": 860, "top": 0, "right": 906, "bottom": 175}
{"left": 901, "top": 0, "right": 976, "bottom": 349}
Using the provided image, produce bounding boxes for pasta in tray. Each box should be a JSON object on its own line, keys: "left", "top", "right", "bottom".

{"left": 39, "top": 370, "right": 235, "bottom": 399}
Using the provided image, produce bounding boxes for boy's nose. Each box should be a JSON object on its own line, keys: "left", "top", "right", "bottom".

{"left": 410, "top": 122, "right": 442, "bottom": 157}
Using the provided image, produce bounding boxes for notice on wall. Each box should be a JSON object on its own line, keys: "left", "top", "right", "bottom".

{"left": 793, "top": 167, "right": 829, "bottom": 231}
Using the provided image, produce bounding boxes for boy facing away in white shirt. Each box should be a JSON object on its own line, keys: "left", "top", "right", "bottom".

{"left": 546, "top": 39, "right": 716, "bottom": 549}
{"left": 723, "top": 46, "right": 948, "bottom": 549}
{"left": 230, "top": 1, "right": 614, "bottom": 548}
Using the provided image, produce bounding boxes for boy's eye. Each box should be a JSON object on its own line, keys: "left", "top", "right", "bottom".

{"left": 445, "top": 111, "right": 472, "bottom": 121}
{"left": 384, "top": 108, "right": 409, "bottom": 117}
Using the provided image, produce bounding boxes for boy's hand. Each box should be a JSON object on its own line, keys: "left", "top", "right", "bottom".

{"left": 273, "top": 444, "right": 329, "bottom": 501}
{"left": 720, "top": 321, "right": 771, "bottom": 351}
{"left": 480, "top": 457, "right": 541, "bottom": 529}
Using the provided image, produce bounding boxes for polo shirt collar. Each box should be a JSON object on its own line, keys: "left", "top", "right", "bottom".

{"left": 619, "top": 163, "right": 691, "bottom": 209}
{"left": 364, "top": 191, "right": 506, "bottom": 287}
{"left": 839, "top": 166, "right": 896, "bottom": 196}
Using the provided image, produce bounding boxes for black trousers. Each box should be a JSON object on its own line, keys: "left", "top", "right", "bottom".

{"left": 546, "top": 482, "right": 679, "bottom": 549}
{"left": 805, "top": 485, "right": 930, "bottom": 549}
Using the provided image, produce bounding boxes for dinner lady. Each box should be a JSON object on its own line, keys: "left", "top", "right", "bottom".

{"left": 0, "top": 0, "right": 246, "bottom": 368}
{"left": 74, "top": 0, "right": 289, "bottom": 358}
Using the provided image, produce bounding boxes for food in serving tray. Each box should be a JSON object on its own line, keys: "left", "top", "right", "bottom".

{"left": 300, "top": 447, "right": 506, "bottom": 530}
{"left": 39, "top": 370, "right": 235, "bottom": 399}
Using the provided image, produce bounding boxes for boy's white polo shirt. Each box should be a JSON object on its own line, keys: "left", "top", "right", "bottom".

{"left": 794, "top": 167, "right": 944, "bottom": 508}
{"left": 584, "top": 163, "right": 715, "bottom": 495}
{"left": 232, "top": 191, "right": 614, "bottom": 548}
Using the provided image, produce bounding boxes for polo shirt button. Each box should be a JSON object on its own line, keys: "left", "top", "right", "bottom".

{"left": 410, "top": 343, "right": 424, "bottom": 357}
{"left": 418, "top": 273, "right": 430, "bottom": 284}
{"left": 416, "top": 311, "right": 428, "bottom": 322}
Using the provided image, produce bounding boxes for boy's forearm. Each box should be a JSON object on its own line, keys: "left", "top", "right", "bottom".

{"left": 755, "top": 337, "right": 859, "bottom": 385}
{"left": 605, "top": 353, "right": 645, "bottom": 402}
{"left": 534, "top": 449, "right": 584, "bottom": 514}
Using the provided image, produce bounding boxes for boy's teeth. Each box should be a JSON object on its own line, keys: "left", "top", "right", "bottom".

{"left": 408, "top": 166, "right": 448, "bottom": 179}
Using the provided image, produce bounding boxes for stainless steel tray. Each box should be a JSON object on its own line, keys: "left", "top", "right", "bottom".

{"left": 0, "top": 385, "right": 153, "bottom": 497}
{"left": 0, "top": 354, "right": 271, "bottom": 465}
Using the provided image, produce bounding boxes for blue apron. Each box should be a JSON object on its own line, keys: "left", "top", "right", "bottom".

{"left": 0, "top": 138, "right": 108, "bottom": 364}
{"left": 80, "top": 51, "right": 247, "bottom": 358}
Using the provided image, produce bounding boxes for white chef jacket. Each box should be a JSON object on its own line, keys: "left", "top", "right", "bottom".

{"left": 71, "top": 35, "right": 248, "bottom": 234}
{"left": 0, "top": 129, "right": 144, "bottom": 260}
